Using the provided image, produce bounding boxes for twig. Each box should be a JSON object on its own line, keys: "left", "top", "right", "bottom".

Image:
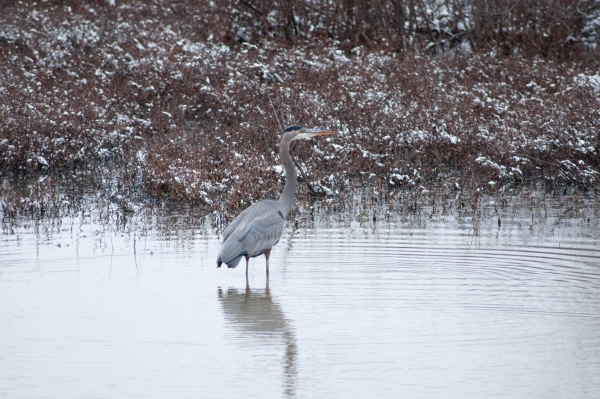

{"left": 290, "top": 152, "right": 326, "bottom": 196}
{"left": 266, "top": 91, "right": 283, "bottom": 132}
{"left": 240, "top": 0, "right": 262, "bottom": 16}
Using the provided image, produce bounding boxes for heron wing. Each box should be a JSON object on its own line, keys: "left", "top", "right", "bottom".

{"left": 218, "top": 200, "right": 285, "bottom": 267}
{"left": 221, "top": 200, "right": 274, "bottom": 241}
{"left": 236, "top": 211, "right": 285, "bottom": 257}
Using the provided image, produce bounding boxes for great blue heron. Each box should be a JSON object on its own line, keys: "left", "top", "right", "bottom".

{"left": 217, "top": 125, "right": 335, "bottom": 277}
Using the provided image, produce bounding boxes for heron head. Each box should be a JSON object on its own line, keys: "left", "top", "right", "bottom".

{"left": 282, "top": 125, "right": 336, "bottom": 141}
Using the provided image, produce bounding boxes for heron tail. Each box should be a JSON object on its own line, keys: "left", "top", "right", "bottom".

{"left": 218, "top": 237, "right": 246, "bottom": 269}
{"left": 225, "top": 255, "right": 243, "bottom": 269}
{"left": 216, "top": 253, "right": 243, "bottom": 269}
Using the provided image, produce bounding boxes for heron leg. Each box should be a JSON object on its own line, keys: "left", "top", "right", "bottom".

{"left": 245, "top": 256, "right": 250, "bottom": 277}
{"left": 264, "top": 248, "right": 271, "bottom": 278}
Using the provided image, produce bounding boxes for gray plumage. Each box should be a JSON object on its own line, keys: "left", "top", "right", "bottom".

{"left": 217, "top": 200, "right": 284, "bottom": 268}
{"left": 217, "top": 125, "right": 335, "bottom": 277}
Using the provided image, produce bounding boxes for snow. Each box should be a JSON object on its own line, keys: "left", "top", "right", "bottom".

{"left": 0, "top": 1, "right": 598, "bottom": 208}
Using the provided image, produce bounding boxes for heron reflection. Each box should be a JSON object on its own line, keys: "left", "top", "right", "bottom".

{"left": 218, "top": 280, "right": 297, "bottom": 397}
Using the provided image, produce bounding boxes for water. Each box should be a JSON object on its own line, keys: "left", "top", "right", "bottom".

{"left": 1, "top": 194, "right": 600, "bottom": 398}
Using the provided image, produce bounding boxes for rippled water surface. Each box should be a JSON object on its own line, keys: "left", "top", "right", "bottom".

{"left": 2, "top": 195, "right": 600, "bottom": 398}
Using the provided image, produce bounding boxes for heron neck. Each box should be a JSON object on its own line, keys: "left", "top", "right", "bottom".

{"left": 278, "top": 136, "right": 297, "bottom": 216}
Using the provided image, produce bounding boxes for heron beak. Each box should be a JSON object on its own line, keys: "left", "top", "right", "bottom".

{"left": 295, "top": 128, "right": 336, "bottom": 140}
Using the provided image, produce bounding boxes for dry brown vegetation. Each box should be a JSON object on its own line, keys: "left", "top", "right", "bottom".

{"left": 227, "top": 0, "right": 599, "bottom": 59}
{"left": 0, "top": 0, "right": 599, "bottom": 216}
